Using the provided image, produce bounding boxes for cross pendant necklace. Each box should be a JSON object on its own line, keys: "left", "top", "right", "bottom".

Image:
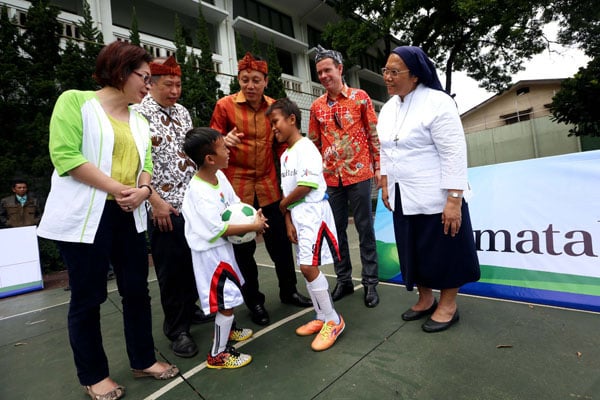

{"left": 393, "top": 93, "right": 413, "bottom": 147}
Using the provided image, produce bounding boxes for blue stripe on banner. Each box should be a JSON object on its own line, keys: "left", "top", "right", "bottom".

{"left": 0, "top": 283, "right": 44, "bottom": 299}
{"left": 382, "top": 273, "right": 600, "bottom": 312}
{"left": 460, "top": 282, "right": 600, "bottom": 313}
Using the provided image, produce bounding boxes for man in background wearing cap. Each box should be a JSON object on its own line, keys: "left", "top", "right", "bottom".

{"left": 135, "top": 56, "right": 211, "bottom": 359}
{"left": 210, "top": 53, "right": 312, "bottom": 326}
{"left": 309, "top": 45, "right": 381, "bottom": 308}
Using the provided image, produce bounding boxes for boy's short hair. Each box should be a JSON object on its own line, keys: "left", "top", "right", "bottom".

{"left": 183, "top": 127, "right": 222, "bottom": 167}
{"left": 266, "top": 97, "right": 302, "bottom": 130}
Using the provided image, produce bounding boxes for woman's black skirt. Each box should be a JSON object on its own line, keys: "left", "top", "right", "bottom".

{"left": 392, "top": 184, "right": 480, "bottom": 291}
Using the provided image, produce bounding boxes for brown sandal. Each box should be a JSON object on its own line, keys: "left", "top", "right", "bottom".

{"left": 84, "top": 384, "right": 125, "bottom": 400}
{"left": 132, "top": 364, "right": 179, "bottom": 380}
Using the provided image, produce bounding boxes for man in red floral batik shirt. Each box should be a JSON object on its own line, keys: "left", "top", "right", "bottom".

{"left": 309, "top": 45, "right": 381, "bottom": 308}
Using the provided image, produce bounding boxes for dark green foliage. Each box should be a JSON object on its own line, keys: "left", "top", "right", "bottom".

{"left": 0, "top": 6, "right": 25, "bottom": 193}
{"left": 13, "top": 0, "right": 61, "bottom": 195}
{"left": 57, "top": 40, "right": 92, "bottom": 91}
{"left": 175, "top": 5, "right": 223, "bottom": 126}
{"left": 549, "top": 0, "right": 599, "bottom": 137}
{"left": 228, "top": 32, "right": 245, "bottom": 94}
{"left": 56, "top": 0, "right": 101, "bottom": 91}
{"left": 21, "top": 0, "right": 62, "bottom": 105}
{"left": 553, "top": 0, "right": 600, "bottom": 58}
{"left": 323, "top": 0, "right": 552, "bottom": 95}
{"left": 129, "top": 6, "right": 140, "bottom": 45}
{"left": 265, "top": 39, "right": 287, "bottom": 100}
{"left": 0, "top": 6, "right": 25, "bottom": 104}
{"left": 38, "top": 238, "right": 64, "bottom": 273}
{"left": 192, "top": 3, "right": 223, "bottom": 125}
{"left": 1, "top": 1, "right": 63, "bottom": 273}
{"left": 550, "top": 58, "right": 600, "bottom": 137}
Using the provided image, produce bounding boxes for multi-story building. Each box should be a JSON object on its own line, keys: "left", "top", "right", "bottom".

{"left": 2, "top": 0, "right": 388, "bottom": 128}
{"left": 7, "top": 1, "right": 595, "bottom": 168}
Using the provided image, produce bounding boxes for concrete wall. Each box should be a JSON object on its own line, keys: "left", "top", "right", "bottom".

{"left": 466, "top": 116, "right": 580, "bottom": 167}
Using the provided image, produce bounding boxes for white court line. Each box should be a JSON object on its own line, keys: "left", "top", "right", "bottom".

{"left": 143, "top": 301, "right": 325, "bottom": 399}
{"left": 0, "top": 278, "right": 157, "bottom": 321}
{"left": 144, "top": 276, "right": 364, "bottom": 400}
{"left": 3, "top": 266, "right": 594, "bottom": 322}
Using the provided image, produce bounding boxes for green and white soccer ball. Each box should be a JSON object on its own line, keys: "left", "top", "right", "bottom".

{"left": 221, "top": 202, "right": 257, "bottom": 244}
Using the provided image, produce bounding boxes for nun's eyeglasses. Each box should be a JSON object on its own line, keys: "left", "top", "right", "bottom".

{"left": 381, "top": 68, "right": 409, "bottom": 77}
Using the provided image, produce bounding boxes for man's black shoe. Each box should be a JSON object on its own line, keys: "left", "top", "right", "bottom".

{"left": 249, "top": 304, "right": 270, "bottom": 326}
{"left": 281, "top": 292, "right": 312, "bottom": 307}
{"left": 364, "top": 285, "right": 380, "bottom": 308}
{"left": 331, "top": 282, "right": 354, "bottom": 301}
{"left": 171, "top": 332, "right": 198, "bottom": 358}
{"left": 192, "top": 309, "right": 216, "bottom": 324}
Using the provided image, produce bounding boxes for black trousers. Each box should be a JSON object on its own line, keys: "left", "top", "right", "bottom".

{"left": 59, "top": 201, "right": 156, "bottom": 385}
{"left": 148, "top": 214, "right": 198, "bottom": 341}
{"left": 233, "top": 200, "right": 298, "bottom": 308}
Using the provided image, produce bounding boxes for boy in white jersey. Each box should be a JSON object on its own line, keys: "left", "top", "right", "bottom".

{"left": 181, "top": 127, "right": 269, "bottom": 368}
{"left": 266, "top": 98, "right": 345, "bottom": 351}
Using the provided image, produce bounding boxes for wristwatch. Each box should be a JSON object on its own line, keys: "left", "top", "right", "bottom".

{"left": 448, "top": 191, "right": 463, "bottom": 199}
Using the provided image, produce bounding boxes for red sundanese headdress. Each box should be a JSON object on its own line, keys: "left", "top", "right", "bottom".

{"left": 149, "top": 55, "right": 181, "bottom": 76}
{"left": 237, "top": 52, "right": 268, "bottom": 75}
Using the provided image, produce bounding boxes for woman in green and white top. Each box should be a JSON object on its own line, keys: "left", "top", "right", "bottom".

{"left": 38, "top": 41, "right": 178, "bottom": 400}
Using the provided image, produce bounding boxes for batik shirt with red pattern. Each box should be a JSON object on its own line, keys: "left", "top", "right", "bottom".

{"left": 308, "top": 85, "right": 380, "bottom": 187}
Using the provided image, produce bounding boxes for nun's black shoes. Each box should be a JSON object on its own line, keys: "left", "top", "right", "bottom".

{"left": 422, "top": 310, "right": 460, "bottom": 333}
{"left": 401, "top": 298, "right": 438, "bottom": 321}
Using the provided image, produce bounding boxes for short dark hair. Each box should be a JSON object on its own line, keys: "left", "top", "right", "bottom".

{"left": 93, "top": 41, "right": 153, "bottom": 90}
{"left": 183, "top": 127, "right": 222, "bottom": 167}
{"left": 266, "top": 98, "right": 302, "bottom": 130}
{"left": 11, "top": 178, "right": 27, "bottom": 188}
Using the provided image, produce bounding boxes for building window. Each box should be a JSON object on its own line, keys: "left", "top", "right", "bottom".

{"left": 500, "top": 107, "right": 533, "bottom": 125}
{"left": 18, "top": 10, "right": 27, "bottom": 26}
{"left": 238, "top": 34, "right": 294, "bottom": 76}
{"left": 233, "top": 0, "right": 294, "bottom": 38}
{"left": 516, "top": 87, "right": 530, "bottom": 96}
{"left": 307, "top": 25, "right": 322, "bottom": 49}
{"left": 359, "top": 78, "right": 387, "bottom": 103}
{"left": 358, "top": 53, "right": 380, "bottom": 76}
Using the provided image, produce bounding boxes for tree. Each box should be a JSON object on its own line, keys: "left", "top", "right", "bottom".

{"left": 0, "top": 6, "right": 25, "bottom": 193}
{"left": 192, "top": 3, "right": 223, "bottom": 126}
{"left": 553, "top": 0, "right": 600, "bottom": 58}
{"left": 79, "top": 0, "right": 103, "bottom": 87}
{"left": 56, "top": 40, "right": 90, "bottom": 91}
{"left": 18, "top": 0, "right": 62, "bottom": 194}
{"left": 550, "top": 58, "right": 600, "bottom": 137}
{"left": 129, "top": 6, "right": 140, "bottom": 45}
{"left": 21, "top": 0, "right": 62, "bottom": 106}
{"left": 549, "top": 0, "right": 600, "bottom": 137}
{"left": 265, "top": 39, "right": 286, "bottom": 100}
{"left": 57, "top": 1, "right": 103, "bottom": 100}
{"left": 228, "top": 32, "right": 245, "bottom": 94}
{"left": 174, "top": 5, "right": 223, "bottom": 126}
{"left": 323, "top": 0, "right": 552, "bottom": 95}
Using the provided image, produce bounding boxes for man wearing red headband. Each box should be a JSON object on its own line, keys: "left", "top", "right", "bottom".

{"left": 210, "top": 53, "right": 312, "bottom": 326}
{"left": 134, "top": 56, "right": 212, "bottom": 359}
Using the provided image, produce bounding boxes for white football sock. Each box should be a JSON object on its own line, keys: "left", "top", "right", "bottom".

{"left": 309, "top": 271, "right": 340, "bottom": 324}
{"left": 212, "top": 312, "right": 234, "bottom": 356}
{"left": 306, "top": 278, "right": 324, "bottom": 321}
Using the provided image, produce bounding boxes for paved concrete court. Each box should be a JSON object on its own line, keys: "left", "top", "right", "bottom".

{"left": 1, "top": 226, "right": 599, "bottom": 400}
